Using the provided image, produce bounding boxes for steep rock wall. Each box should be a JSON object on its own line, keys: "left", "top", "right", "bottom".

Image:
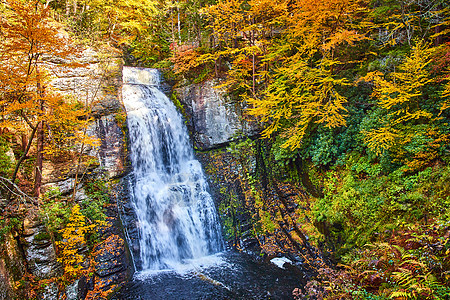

{"left": 175, "top": 80, "right": 257, "bottom": 150}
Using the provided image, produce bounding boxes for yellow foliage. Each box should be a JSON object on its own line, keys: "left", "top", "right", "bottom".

{"left": 363, "top": 126, "right": 400, "bottom": 155}
{"left": 89, "top": 0, "right": 157, "bottom": 43}
{"left": 205, "top": 0, "right": 366, "bottom": 150}
{"left": 362, "top": 41, "right": 440, "bottom": 156}
{"left": 56, "top": 204, "right": 95, "bottom": 278}
{"left": 248, "top": 56, "right": 348, "bottom": 150}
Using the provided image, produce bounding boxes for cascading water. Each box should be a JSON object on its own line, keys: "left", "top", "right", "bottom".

{"left": 122, "top": 67, "right": 223, "bottom": 271}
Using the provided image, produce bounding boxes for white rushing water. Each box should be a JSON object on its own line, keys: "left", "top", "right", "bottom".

{"left": 122, "top": 67, "right": 223, "bottom": 271}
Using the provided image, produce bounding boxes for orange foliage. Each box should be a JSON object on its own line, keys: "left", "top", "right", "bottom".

{"left": 0, "top": 0, "right": 98, "bottom": 195}
{"left": 170, "top": 47, "right": 202, "bottom": 74}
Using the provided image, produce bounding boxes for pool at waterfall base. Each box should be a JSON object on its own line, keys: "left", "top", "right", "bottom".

{"left": 113, "top": 251, "right": 305, "bottom": 300}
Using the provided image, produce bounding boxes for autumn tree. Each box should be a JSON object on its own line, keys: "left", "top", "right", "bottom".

{"left": 370, "top": 0, "right": 449, "bottom": 47}
{"left": 0, "top": 0, "right": 91, "bottom": 197}
{"left": 56, "top": 204, "right": 96, "bottom": 278}
{"left": 363, "top": 41, "right": 449, "bottom": 169}
{"left": 204, "top": 0, "right": 287, "bottom": 93}
{"left": 242, "top": 0, "right": 368, "bottom": 150}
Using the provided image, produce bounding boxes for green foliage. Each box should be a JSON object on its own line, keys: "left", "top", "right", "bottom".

{"left": 40, "top": 191, "right": 72, "bottom": 234}
{"left": 170, "top": 92, "right": 186, "bottom": 117}
{"left": 0, "top": 217, "right": 21, "bottom": 243}
{"left": 218, "top": 191, "right": 242, "bottom": 242}
{"left": 82, "top": 179, "right": 108, "bottom": 223}
{"left": 312, "top": 157, "right": 450, "bottom": 256}
{"left": 39, "top": 179, "right": 108, "bottom": 242}
{"left": 0, "top": 136, "right": 12, "bottom": 177}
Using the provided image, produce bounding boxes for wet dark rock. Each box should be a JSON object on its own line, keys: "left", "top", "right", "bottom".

{"left": 113, "top": 178, "right": 141, "bottom": 271}
{"left": 89, "top": 114, "right": 128, "bottom": 179}
{"left": 95, "top": 247, "right": 126, "bottom": 278}
{"left": 91, "top": 200, "right": 133, "bottom": 294}
{"left": 21, "top": 214, "right": 62, "bottom": 280}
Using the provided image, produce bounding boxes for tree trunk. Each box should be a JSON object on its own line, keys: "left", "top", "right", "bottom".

{"left": 71, "top": 143, "right": 85, "bottom": 201}
{"left": 11, "top": 127, "right": 37, "bottom": 186}
{"left": 34, "top": 65, "right": 45, "bottom": 198}
{"left": 434, "top": 25, "right": 442, "bottom": 46}
{"left": 252, "top": 53, "right": 256, "bottom": 95}
{"left": 21, "top": 134, "right": 27, "bottom": 153}
{"left": 66, "top": 0, "right": 70, "bottom": 15}
{"left": 8, "top": 125, "right": 38, "bottom": 201}
{"left": 294, "top": 155, "right": 323, "bottom": 198}
{"left": 34, "top": 121, "right": 44, "bottom": 197}
{"left": 171, "top": 7, "right": 175, "bottom": 55}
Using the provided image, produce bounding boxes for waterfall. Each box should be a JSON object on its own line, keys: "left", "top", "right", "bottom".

{"left": 122, "top": 67, "right": 223, "bottom": 271}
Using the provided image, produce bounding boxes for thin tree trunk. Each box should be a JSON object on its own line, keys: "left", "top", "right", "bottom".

{"left": 171, "top": 7, "right": 175, "bottom": 55}
{"left": 11, "top": 126, "right": 37, "bottom": 187}
{"left": 34, "top": 120, "right": 44, "bottom": 197}
{"left": 252, "top": 53, "right": 255, "bottom": 95}
{"left": 434, "top": 25, "right": 442, "bottom": 46}
{"left": 21, "top": 134, "right": 27, "bottom": 153}
{"left": 66, "top": 0, "right": 70, "bottom": 15}
{"left": 71, "top": 64, "right": 108, "bottom": 201}
{"left": 71, "top": 143, "right": 85, "bottom": 201}
{"left": 8, "top": 124, "right": 38, "bottom": 201}
{"left": 252, "top": 29, "right": 255, "bottom": 95}
{"left": 34, "top": 65, "right": 45, "bottom": 198}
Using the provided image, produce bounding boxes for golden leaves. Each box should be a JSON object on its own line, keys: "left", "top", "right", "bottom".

{"left": 248, "top": 56, "right": 349, "bottom": 150}
{"left": 361, "top": 41, "right": 442, "bottom": 156}
{"left": 89, "top": 0, "right": 157, "bottom": 43}
{"left": 363, "top": 126, "right": 399, "bottom": 155}
{"left": 56, "top": 204, "right": 95, "bottom": 278}
{"left": 322, "top": 29, "right": 368, "bottom": 52}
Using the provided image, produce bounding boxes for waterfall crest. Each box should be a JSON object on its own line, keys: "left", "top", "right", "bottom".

{"left": 122, "top": 67, "right": 223, "bottom": 271}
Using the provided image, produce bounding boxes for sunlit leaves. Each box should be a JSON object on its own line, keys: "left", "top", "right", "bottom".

{"left": 89, "top": 0, "right": 157, "bottom": 43}
{"left": 56, "top": 204, "right": 96, "bottom": 278}
{"left": 247, "top": 55, "right": 349, "bottom": 150}
{"left": 0, "top": 0, "right": 99, "bottom": 193}
{"left": 362, "top": 41, "right": 440, "bottom": 157}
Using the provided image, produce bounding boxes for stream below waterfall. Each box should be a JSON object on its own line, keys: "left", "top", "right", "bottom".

{"left": 113, "top": 251, "right": 305, "bottom": 299}
{"left": 116, "top": 67, "right": 304, "bottom": 299}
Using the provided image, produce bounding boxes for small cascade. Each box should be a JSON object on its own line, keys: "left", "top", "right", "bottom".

{"left": 122, "top": 67, "right": 223, "bottom": 271}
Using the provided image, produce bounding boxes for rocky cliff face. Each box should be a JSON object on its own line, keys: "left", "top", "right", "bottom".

{"left": 176, "top": 80, "right": 318, "bottom": 269}
{"left": 176, "top": 80, "right": 257, "bottom": 150}
{"left": 0, "top": 46, "right": 132, "bottom": 300}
